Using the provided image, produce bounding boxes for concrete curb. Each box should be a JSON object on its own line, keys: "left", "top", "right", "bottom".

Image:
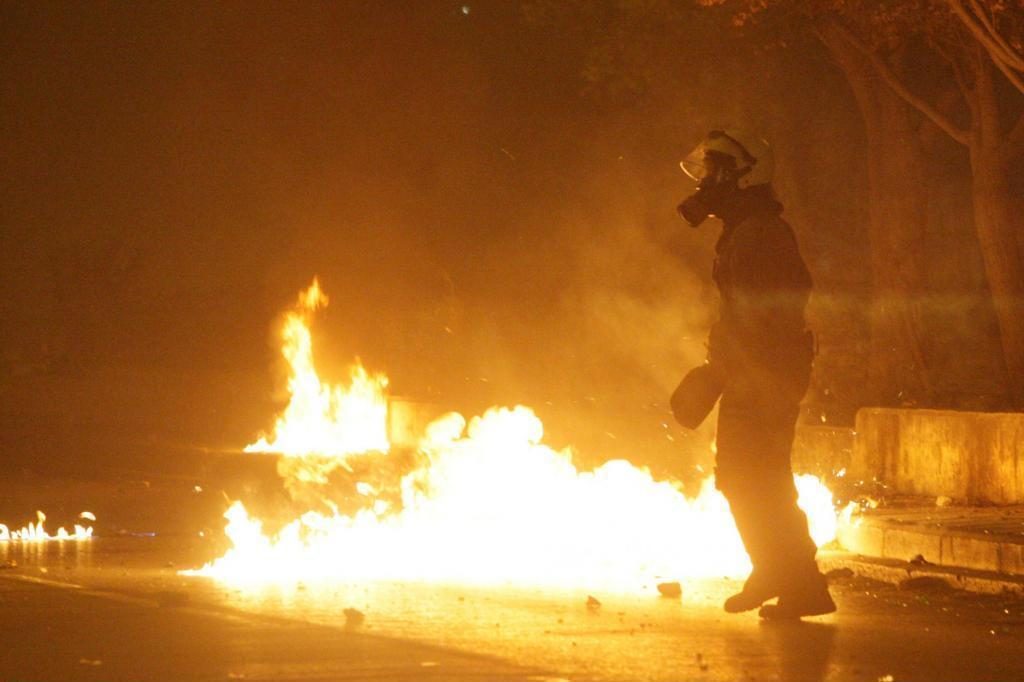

{"left": 837, "top": 507, "right": 1024, "bottom": 576}
{"left": 819, "top": 551, "right": 1024, "bottom": 596}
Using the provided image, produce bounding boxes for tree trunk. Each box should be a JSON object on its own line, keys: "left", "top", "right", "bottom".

{"left": 968, "top": 53, "right": 1024, "bottom": 405}
{"left": 818, "top": 24, "right": 933, "bottom": 406}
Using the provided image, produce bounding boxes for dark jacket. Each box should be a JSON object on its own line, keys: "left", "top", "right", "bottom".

{"left": 671, "top": 188, "right": 812, "bottom": 428}
{"left": 708, "top": 188, "right": 812, "bottom": 374}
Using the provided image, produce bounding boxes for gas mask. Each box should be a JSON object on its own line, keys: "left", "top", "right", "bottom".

{"left": 677, "top": 150, "right": 741, "bottom": 228}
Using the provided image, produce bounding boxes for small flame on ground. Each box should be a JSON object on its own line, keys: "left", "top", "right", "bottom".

{"left": 0, "top": 511, "right": 95, "bottom": 542}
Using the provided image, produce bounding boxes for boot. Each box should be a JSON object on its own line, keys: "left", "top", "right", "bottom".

{"left": 758, "top": 575, "right": 835, "bottom": 620}
{"left": 724, "top": 570, "right": 778, "bottom": 613}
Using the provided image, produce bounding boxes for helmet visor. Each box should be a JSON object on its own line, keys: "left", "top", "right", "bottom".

{"left": 680, "top": 143, "right": 712, "bottom": 182}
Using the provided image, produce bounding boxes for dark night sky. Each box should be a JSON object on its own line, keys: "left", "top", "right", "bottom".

{"left": 1, "top": 2, "right": 878, "bottom": 476}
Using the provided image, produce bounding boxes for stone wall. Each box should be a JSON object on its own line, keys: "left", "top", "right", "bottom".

{"left": 851, "top": 408, "right": 1024, "bottom": 504}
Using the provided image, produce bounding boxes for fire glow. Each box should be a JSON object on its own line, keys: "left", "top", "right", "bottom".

{"left": 0, "top": 511, "right": 95, "bottom": 542}
{"left": 187, "top": 279, "right": 846, "bottom": 590}
{"left": 244, "top": 279, "right": 389, "bottom": 458}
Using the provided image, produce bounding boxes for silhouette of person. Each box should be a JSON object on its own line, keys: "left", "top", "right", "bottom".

{"left": 672, "top": 130, "right": 835, "bottom": 619}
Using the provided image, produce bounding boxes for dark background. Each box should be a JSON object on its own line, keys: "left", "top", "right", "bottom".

{"left": 0, "top": 2, "right": 1002, "bottom": 481}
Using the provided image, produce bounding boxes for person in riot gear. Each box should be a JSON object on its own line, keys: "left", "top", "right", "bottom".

{"left": 671, "top": 130, "right": 835, "bottom": 619}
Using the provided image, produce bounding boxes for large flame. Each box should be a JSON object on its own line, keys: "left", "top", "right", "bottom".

{"left": 188, "top": 280, "right": 845, "bottom": 591}
{"left": 0, "top": 511, "right": 94, "bottom": 542}
{"left": 245, "top": 278, "right": 389, "bottom": 458}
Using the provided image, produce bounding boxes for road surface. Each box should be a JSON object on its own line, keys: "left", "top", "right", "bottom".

{"left": 2, "top": 537, "right": 1023, "bottom": 681}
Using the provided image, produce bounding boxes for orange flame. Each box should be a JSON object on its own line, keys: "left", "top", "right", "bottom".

{"left": 188, "top": 280, "right": 846, "bottom": 591}
{"left": 245, "top": 278, "right": 389, "bottom": 458}
{"left": 0, "top": 511, "right": 95, "bottom": 542}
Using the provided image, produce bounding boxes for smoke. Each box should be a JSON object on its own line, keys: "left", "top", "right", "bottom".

{"left": 442, "top": 148, "right": 723, "bottom": 476}
{"left": 560, "top": 217, "right": 711, "bottom": 396}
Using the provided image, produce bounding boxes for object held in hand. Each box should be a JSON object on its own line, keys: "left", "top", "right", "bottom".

{"left": 670, "top": 363, "right": 725, "bottom": 430}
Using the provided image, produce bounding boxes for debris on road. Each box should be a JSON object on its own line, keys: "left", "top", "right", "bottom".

{"left": 343, "top": 607, "right": 365, "bottom": 628}
{"left": 586, "top": 595, "right": 601, "bottom": 610}
{"left": 657, "top": 581, "right": 682, "bottom": 598}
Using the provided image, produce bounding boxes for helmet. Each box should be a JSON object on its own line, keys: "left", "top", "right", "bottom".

{"left": 680, "top": 129, "right": 774, "bottom": 189}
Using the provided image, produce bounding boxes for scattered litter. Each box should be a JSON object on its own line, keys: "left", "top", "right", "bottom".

{"left": 657, "top": 581, "right": 682, "bottom": 598}
{"left": 586, "top": 595, "right": 601, "bottom": 610}
{"left": 936, "top": 496, "right": 953, "bottom": 508}
{"left": 78, "top": 659, "right": 103, "bottom": 666}
{"left": 39, "top": 567, "right": 48, "bottom": 574}
{"left": 79, "top": 511, "right": 96, "bottom": 521}
{"left": 825, "top": 567, "right": 855, "bottom": 581}
{"left": 878, "top": 675, "right": 895, "bottom": 682}
{"left": 343, "top": 607, "right": 365, "bottom": 628}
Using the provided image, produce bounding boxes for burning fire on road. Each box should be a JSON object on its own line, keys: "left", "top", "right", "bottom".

{"left": 0, "top": 511, "right": 95, "bottom": 542}
{"left": 243, "top": 278, "right": 390, "bottom": 459}
{"left": 186, "top": 279, "right": 849, "bottom": 591}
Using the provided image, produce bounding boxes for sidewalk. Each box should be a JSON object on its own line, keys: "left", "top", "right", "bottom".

{"left": 830, "top": 499, "right": 1024, "bottom": 594}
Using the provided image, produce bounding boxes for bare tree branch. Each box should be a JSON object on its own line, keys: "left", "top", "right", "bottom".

{"left": 989, "top": 42, "right": 1024, "bottom": 94}
{"left": 827, "top": 18, "right": 971, "bottom": 146}
{"left": 967, "top": 0, "right": 1024, "bottom": 70}
{"left": 947, "top": 0, "right": 1024, "bottom": 95}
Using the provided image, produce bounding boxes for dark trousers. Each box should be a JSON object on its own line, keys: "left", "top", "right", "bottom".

{"left": 714, "top": 355, "right": 821, "bottom": 592}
